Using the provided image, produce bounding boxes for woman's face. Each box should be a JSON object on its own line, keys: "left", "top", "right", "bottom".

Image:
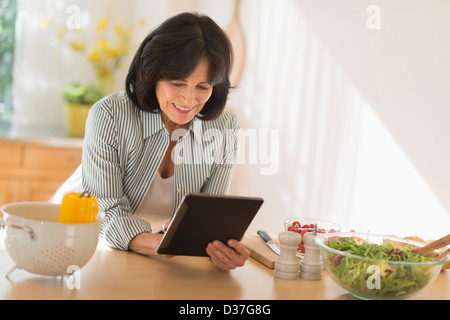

{"left": 156, "top": 58, "right": 213, "bottom": 129}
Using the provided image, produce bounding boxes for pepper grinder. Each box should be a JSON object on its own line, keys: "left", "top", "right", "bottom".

{"left": 299, "top": 225, "right": 322, "bottom": 280}
{"left": 274, "top": 231, "right": 302, "bottom": 280}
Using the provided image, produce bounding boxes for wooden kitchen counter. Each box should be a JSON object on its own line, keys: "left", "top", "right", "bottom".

{"left": 0, "top": 237, "right": 448, "bottom": 301}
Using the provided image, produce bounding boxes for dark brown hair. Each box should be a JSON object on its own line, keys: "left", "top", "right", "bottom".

{"left": 126, "top": 12, "right": 233, "bottom": 120}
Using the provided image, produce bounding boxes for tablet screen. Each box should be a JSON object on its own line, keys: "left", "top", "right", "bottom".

{"left": 157, "top": 193, "right": 264, "bottom": 256}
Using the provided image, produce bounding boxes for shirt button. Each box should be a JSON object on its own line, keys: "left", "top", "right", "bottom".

{"left": 177, "top": 188, "right": 181, "bottom": 194}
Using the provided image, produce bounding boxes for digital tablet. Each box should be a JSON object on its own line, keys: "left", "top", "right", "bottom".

{"left": 157, "top": 193, "right": 264, "bottom": 256}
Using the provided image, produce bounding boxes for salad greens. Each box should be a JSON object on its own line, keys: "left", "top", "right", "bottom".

{"left": 325, "top": 237, "right": 435, "bottom": 299}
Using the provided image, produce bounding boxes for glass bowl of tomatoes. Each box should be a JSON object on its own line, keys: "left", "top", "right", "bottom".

{"left": 284, "top": 217, "right": 341, "bottom": 255}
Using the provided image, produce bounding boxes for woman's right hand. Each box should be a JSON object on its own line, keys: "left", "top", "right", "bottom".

{"left": 128, "top": 232, "right": 172, "bottom": 257}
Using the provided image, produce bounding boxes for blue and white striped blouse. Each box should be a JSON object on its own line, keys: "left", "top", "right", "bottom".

{"left": 53, "top": 91, "right": 239, "bottom": 251}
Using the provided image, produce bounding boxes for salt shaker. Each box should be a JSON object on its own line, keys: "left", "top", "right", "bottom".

{"left": 299, "top": 226, "right": 322, "bottom": 280}
{"left": 274, "top": 231, "right": 302, "bottom": 280}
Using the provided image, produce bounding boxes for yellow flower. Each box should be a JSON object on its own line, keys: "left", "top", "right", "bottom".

{"left": 97, "top": 39, "right": 110, "bottom": 50}
{"left": 96, "top": 68, "right": 111, "bottom": 78}
{"left": 114, "top": 25, "right": 126, "bottom": 36}
{"left": 114, "top": 41, "right": 130, "bottom": 56}
{"left": 40, "top": 16, "right": 50, "bottom": 28}
{"left": 97, "top": 16, "right": 109, "bottom": 33}
{"left": 106, "top": 47, "right": 119, "bottom": 59}
{"left": 86, "top": 48, "right": 101, "bottom": 64}
{"left": 69, "top": 40, "right": 86, "bottom": 51}
{"left": 47, "top": 5, "right": 138, "bottom": 92}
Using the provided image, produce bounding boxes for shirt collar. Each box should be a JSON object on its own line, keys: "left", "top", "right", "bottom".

{"left": 141, "top": 110, "right": 203, "bottom": 143}
{"left": 189, "top": 116, "right": 203, "bottom": 144}
{"left": 141, "top": 110, "right": 167, "bottom": 138}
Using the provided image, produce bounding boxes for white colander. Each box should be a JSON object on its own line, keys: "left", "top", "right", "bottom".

{"left": 0, "top": 202, "right": 104, "bottom": 276}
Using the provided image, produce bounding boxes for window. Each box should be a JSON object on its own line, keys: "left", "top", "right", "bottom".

{"left": 0, "top": 0, "right": 17, "bottom": 126}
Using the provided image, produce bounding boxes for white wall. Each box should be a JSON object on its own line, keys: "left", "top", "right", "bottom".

{"left": 295, "top": 0, "right": 450, "bottom": 239}
{"left": 226, "top": 0, "right": 367, "bottom": 234}
{"left": 293, "top": 0, "right": 450, "bottom": 224}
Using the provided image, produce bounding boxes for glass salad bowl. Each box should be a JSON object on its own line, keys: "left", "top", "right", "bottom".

{"left": 315, "top": 232, "right": 450, "bottom": 300}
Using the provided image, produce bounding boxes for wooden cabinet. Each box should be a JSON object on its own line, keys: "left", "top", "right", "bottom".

{"left": 0, "top": 180, "right": 20, "bottom": 205}
{"left": 0, "top": 139, "right": 82, "bottom": 215}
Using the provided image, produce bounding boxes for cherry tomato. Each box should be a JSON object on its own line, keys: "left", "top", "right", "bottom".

{"left": 350, "top": 229, "right": 364, "bottom": 243}
{"left": 298, "top": 243, "right": 305, "bottom": 253}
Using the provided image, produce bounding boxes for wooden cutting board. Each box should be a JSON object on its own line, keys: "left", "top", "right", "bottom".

{"left": 243, "top": 233, "right": 280, "bottom": 269}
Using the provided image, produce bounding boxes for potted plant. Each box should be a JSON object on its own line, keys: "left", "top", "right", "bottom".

{"left": 63, "top": 83, "right": 103, "bottom": 137}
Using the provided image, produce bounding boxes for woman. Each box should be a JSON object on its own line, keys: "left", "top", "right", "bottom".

{"left": 53, "top": 13, "right": 248, "bottom": 271}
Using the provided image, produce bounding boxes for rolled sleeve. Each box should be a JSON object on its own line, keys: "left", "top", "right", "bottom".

{"left": 82, "top": 100, "right": 151, "bottom": 250}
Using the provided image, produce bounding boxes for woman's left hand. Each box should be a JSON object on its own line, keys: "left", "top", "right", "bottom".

{"left": 206, "top": 239, "right": 250, "bottom": 271}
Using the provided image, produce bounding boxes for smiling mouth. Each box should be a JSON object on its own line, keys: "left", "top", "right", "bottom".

{"left": 173, "top": 103, "right": 196, "bottom": 112}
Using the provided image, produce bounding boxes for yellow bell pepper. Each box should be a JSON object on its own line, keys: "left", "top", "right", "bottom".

{"left": 59, "top": 191, "right": 99, "bottom": 223}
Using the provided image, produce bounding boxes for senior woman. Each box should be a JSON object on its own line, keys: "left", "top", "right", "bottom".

{"left": 52, "top": 12, "right": 248, "bottom": 271}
